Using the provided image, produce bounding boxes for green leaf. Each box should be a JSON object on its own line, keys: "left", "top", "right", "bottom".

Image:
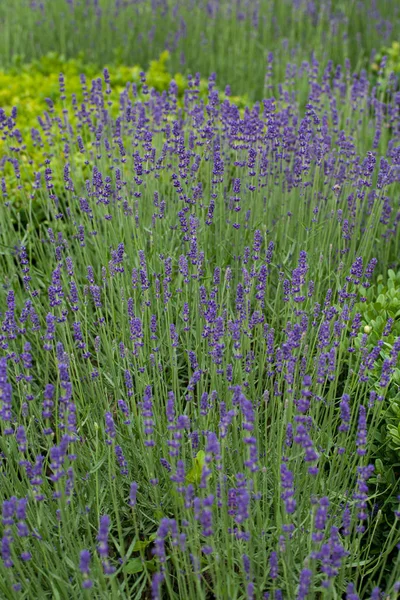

{"left": 186, "top": 450, "right": 206, "bottom": 485}
{"left": 124, "top": 558, "right": 144, "bottom": 574}
{"left": 145, "top": 559, "right": 158, "bottom": 573}
{"left": 132, "top": 540, "right": 151, "bottom": 552}
{"left": 89, "top": 454, "right": 107, "bottom": 473}
{"left": 132, "top": 532, "right": 157, "bottom": 552}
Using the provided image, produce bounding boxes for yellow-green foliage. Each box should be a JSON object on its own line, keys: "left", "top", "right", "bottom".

{"left": 0, "top": 50, "right": 247, "bottom": 141}
{"left": 147, "top": 51, "right": 185, "bottom": 93}
{"left": 2, "top": 54, "right": 129, "bottom": 123}
{"left": 1, "top": 53, "right": 144, "bottom": 196}
{"left": 0, "top": 51, "right": 179, "bottom": 145}
{"left": 371, "top": 41, "right": 400, "bottom": 82}
{"left": 0, "top": 51, "right": 249, "bottom": 206}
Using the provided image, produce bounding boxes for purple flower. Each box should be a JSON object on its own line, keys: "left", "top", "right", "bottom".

{"left": 341, "top": 504, "right": 351, "bottom": 537}
{"left": 353, "top": 464, "right": 375, "bottom": 531}
{"left": 269, "top": 551, "right": 278, "bottom": 579}
{"left": 313, "top": 497, "right": 330, "bottom": 541}
{"left": 363, "top": 258, "right": 377, "bottom": 286}
{"left": 65, "top": 467, "right": 74, "bottom": 502}
{"left": 285, "top": 423, "right": 293, "bottom": 447}
{"left": 151, "top": 572, "right": 165, "bottom": 600}
{"left": 1, "top": 532, "right": 13, "bottom": 568}
{"left": 339, "top": 394, "right": 351, "bottom": 432}
{"left": 2, "top": 497, "right": 16, "bottom": 527}
{"left": 42, "top": 383, "right": 55, "bottom": 422}
{"left": 294, "top": 423, "right": 319, "bottom": 469}
{"left": 200, "top": 429, "right": 216, "bottom": 456}
{"left": 153, "top": 518, "right": 177, "bottom": 564}
{"left": 30, "top": 455, "right": 44, "bottom": 491}
{"left": 296, "top": 375, "right": 312, "bottom": 413}
{"left": 115, "top": 445, "right": 128, "bottom": 475}
{"left": 105, "top": 412, "right": 116, "bottom": 445}
{"left": 219, "top": 405, "right": 235, "bottom": 438}
{"left": 242, "top": 553, "right": 251, "bottom": 577}
{"left": 280, "top": 463, "right": 296, "bottom": 514}
{"left": 97, "top": 515, "right": 115, "bottom": 574}
{"left": 129, "top": 482, "right": 138, "bottom": 507}
{"left": 16, "top": 497, "right": 27, "bottom": 522}
{"left": 49, "top": 439, "right": 67, "bottom": 483}
{"left": 349, "top": 313, "right": 361, "bottom": 340}
{"left": 117, "top": 399, "right": 131, "bottom": 425}
{"left": 346, "top": 583, "right": 360, "bottom": 600}
{"left": 291, "top": 250, "right": 308, "bottom": 302}
{"left": 253, "top": 230, "right": 263, "bottom": 260}
{"left": 247, "top": 582, "right": 255, "bottom": 600}
{"left": 124, "top": 370, "right": 133, "bottom": 397}
{"left": 16, "top": 425, "right": 27, "bottom": 452}
{"left": 194, "top": 495, "right": 214, "bottom": 538}
{"left": 348, "top": 257, "right": 363, "bottom": 284}
{"left": 383, "top": 318, "right": 393, "bottom": 337}
{"left": 79, "top": 549, "right": 92, "bottom": 584}
{"left": 160, "top": 458, "right": 172, "bottom": 472}
{"left": 141, "top": 386, "right": 155, "bottom": 447}
{"left": 234, "top": 474, "right": 250, "bottom": 525}
{"left": 265, "top": 242, "right": 274, "bottom": 264}
{"left": 356, "top": 405, "right": 367, "bottom": 456}
{"left": 313, "top": 526, "right": 348, "bottom": 581}
{"left": 166, "top": 391, "right": 175, "bottom": 429}
{"left": 297, "top": 569, "right": 312, "bottom": 599}
{"left": 170, "top": 323, "right": 179, "bottom": 348}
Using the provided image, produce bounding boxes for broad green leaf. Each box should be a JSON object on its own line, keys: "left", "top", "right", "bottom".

{"left": 133, "top": 532, "right": 157, "bottom": 551}
{"left": 186, "top": 450, "right": 206, "bottom": 485}
{"left": 132, "top": 540, "right": 151, "bottom": 552}
{"left": 124, "top": 558, "right": 144, "bottom": 574}
{"left": 145, "top": 559, "right": 158, "bottom": 573}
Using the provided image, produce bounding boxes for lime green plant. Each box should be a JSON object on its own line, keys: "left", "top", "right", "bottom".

{"left": 0, "top": 51, "right": 249, "bottom": 210}
{"left": 371, "top": 41, "right": 400, "bottom": 88}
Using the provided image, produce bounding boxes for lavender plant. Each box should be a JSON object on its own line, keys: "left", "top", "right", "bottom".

{"left": 0, "top": 0, "right": 399, "bottom": 99}
{"left": 1, "top": 50, "right": 400, "bottom": 599}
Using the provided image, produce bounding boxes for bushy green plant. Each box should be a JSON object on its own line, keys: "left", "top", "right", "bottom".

{"left": 350, "top": 270, "right": 400, "bottom": 488}
{"left": 354, "top": 269, "right": 400, "bottom": 352}
{"left": 371, "top": 42, "right": 400, "bottom": 76}
{"left": 370, "top": 41, "right": 400, "bottom": 90}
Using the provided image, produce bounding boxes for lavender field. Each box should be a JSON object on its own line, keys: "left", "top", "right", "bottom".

{"left": 1, "top": 1, "right": 400, "bottom": 598}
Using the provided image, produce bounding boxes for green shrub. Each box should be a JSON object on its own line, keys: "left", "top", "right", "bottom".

{"left": 352, "top": 269, "right": 400, "bottom": 486}
{"left": 370, "top": 41, "right": 400, "bottom": 90}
